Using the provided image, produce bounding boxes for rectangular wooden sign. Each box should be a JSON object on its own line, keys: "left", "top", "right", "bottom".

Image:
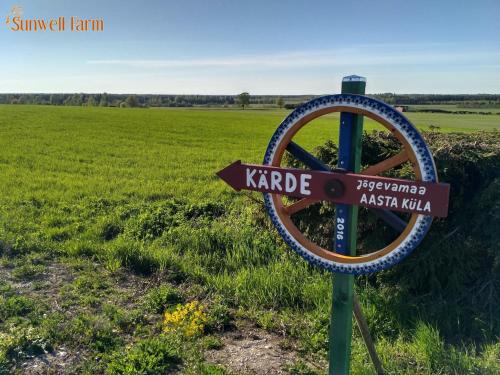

{"left": 217, "top": 161, "right": 450, "bottom": 217}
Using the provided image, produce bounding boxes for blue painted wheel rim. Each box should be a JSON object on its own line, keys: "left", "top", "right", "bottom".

{"left": 263, "top": 94, "right": 437, "bottom": 275}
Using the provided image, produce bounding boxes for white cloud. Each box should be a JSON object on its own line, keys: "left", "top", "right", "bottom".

{"left": 87, "top": 48, "right": 500, "bottom": 69}
{"left": 3, "top": 45, "right": 500, "bottom": 94}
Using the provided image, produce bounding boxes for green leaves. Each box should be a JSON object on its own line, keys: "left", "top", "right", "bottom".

{"left": 105, "top": 336, "right": 181, "bottom": 375}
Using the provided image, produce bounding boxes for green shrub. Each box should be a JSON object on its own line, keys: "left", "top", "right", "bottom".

{"left": 201, "top": 336, "right": 224, "bottom": 350}
{"left": 143, "top": 284, "right": 183, "bottom": 313}
{"left": 105, "top": 336, "right": 181, "bottom": 375}
{"left": 183, "top": 202, "right": 225, "bottom": 222}
{"left": 0, "top": 325, "right": 52, "bottom": 362}
{"left": 478, "top": 342, "right": 500, "bottom": 374}
{"left": 124, "top": 200, "right": 226, "bottom": 241}
{"left": 45, "top": 226, "right": 71, "bottom": 242}
{"left": 0, "top": 352, "right": 9, "bottom": 375}
{"left": 105, "top": 238, "right": 158, "bottom": 275}
{"left": 287, "top": 131, "right": 500, "bottom": 341}
{"left": 125, "top": 200, "right": 183, "bottom": 240}
{"left": 205, "top": 297, "right": 231, "bottom": 332}
{"left": 102, "top": 304, "right": 144, "bottom": 332}
{"left": 370, "top": 321, "right": 492, "bottom": 374}
{"left": 11, "top": 264, "right": 46, "bottom": 280}
{"left": 0, "top": 235, "right": 49, "bottom": 257}
{"left": 66, "top": 240, "right": 99, "bottom": 257}
{"left": 68, "top": 313, "right": 122, "bottom": 353}
{"left": 0, "top": 295, "right": 37, "bottom": 322}
{"left": 96, "top": 216, "right": 123, "bottom": 241}
{"left": 72, "top": 274, "right": 109, "bottom": 292}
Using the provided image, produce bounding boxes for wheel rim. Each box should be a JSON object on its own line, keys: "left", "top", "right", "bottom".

{"left": 263, "top": 94, "right": 437, "bottom": 274}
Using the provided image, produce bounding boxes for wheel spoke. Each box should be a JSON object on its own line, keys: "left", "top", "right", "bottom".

{"left": 284, "top": 198, "right": 320, "bottom": 215}
{"left": 370, "top": 208, "right": 407, "bottom": 233}
{"left": 286, "top": 141, "right": 409, "bottom": 233}
{"left": 283, "top": 142, "right": 332, "bottom": 215}
{"left": 286, "top": 142, "right": 330, "bottom": 171}
{"left": 361, "top": 151, "right": 409, "bottom": 176}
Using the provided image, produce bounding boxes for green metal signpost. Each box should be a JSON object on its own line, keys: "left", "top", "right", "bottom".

{"left": 329, "top": 75, "right": 366, "bottom": 374}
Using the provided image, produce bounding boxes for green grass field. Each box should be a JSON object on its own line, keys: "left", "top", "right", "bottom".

{"left": 0, "top": 105, "right": 499, "bottom": 374}
{"left": 1, "top": 105, "right": 498, "bottom": 204}
{"left": 409, "top": 104, "right": 500, "bottom": 114}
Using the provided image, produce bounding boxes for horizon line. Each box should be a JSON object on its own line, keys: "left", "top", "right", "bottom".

{"left": 1, "top": 92, "right": 499, "bottom": 96}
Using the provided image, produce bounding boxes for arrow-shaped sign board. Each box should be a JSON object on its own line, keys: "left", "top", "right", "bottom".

{"left": 217, "top": 161, "right": 450, "bottom": 217}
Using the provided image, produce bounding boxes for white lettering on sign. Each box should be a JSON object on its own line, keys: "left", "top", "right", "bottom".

{"left": 246, "top": 168, "right": 257, "bottom": 188}
{"left": 270, "top": 171, "right": 282, "bottom": 191}
{"left": 285, "top": 173, "right": 297, "bottom": 193}
{"left": 360, "top": 194, "right": 399, "bottom": 208}
{"left": 356, "top": 179, "right": 426, "bottom": 195}
{"left": 360, "top": 193, "right": 432, "bottom": 213}
{"left": 336, "top": 216, "right": 345, "bottom": 241}
{"left": 356, "top": 178, "right": 432, "bottom": 213}
{"left": 245, "top": 168, "right": 311, "bottom": 196}
{"left": 258, "top": 172, "right": 269, "bottom": 189}
{"left": 300, "top": 174, "right": 312, "bottom": 195}
{"left": 402, "top": 198, "right": 432, "bottom": 213}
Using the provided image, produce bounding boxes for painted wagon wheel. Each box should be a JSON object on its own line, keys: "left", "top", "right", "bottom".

{"left": 263, "top": 94, "right": 438, "bottom": 275}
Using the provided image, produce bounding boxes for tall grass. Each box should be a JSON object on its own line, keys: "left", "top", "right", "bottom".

{"left": 0, "top": 105, "right": 498, "bottom": 373}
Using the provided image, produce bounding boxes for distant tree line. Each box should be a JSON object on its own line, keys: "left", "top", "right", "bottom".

{"left": 372, "top": 93, "right": 500, "bottom": 105}
{"left": 0, "top": 93, "right": 301, "bottom": 108}
{"left": 0, "top": 93, "right": 498, "bottom": 108}
{"left": 0, "top": 93, "right": 240, "bottom": 107}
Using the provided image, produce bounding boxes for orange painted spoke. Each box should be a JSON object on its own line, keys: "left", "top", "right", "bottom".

{"left": 361, "top": 151, "right": 409, "bottom": 176}
{"left": 284, "top": 198, "right": 320, "bottom": 215}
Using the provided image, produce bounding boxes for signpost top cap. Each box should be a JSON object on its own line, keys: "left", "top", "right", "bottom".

{"left": 342, "top": 75, "right": 367, "bottom": 82}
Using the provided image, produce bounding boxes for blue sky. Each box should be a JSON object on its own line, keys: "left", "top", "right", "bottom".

{"left": 0, "top": 0, "right": 499, "bottom": 94}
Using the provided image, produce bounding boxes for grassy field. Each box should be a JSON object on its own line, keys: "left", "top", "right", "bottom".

{"left": 2, "top": 105, "right": 497, "bottom": 201}
{"left": 0, "top": 105, "right": 499, "bottom": 374}
{"left": 409, "top": 104, "right": 500, "bottom": 114}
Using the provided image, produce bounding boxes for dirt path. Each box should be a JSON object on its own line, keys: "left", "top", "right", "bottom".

{"left": 206, "top": 321, "right": 324, "bottom": 375}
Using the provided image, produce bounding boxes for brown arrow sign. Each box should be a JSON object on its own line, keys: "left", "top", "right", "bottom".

{"left": 217, "top": 161, "right": 450, "bottom": 217}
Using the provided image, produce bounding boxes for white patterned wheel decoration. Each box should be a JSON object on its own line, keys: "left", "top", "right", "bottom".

{"left": 263, "top": 94, "right": 438, "bottom": 275}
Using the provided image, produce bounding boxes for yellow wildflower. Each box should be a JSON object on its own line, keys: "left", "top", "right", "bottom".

{"left": 163, "top": 300, "right": 207, "bottom": 337}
